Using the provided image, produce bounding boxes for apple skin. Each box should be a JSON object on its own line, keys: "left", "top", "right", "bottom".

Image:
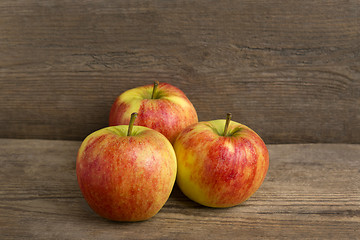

{"left": 109, "top": 83, "right": 198, "bottom": 144}
{"left": 173, "top": 119, "right": 269, "bottom": 208}
{"left": 76, "top": 125, "right": 177, "bottom": 221}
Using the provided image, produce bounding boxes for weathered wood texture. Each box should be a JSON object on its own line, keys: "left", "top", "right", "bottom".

{"left": 0, "top": 139, "right": 359, "bottom": 239}
{"left": 0, "top": 1, "right": 359, "bottom": 143}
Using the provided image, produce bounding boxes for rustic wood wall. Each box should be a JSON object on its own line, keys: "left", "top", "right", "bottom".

{"left": 1, "top": 0, "right": 359, "bottom": 143}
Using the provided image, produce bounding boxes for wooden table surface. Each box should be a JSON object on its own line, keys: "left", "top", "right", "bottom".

{"left": 1, "top": 139, "right": 359, "bottom": 239}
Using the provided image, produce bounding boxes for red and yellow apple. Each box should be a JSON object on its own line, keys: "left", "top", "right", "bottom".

{"left": 173, "top": 113, "right": 269, "bottom": 208}
{"left": 109, "top": 82, "right": 198, "bottom": 144}
{"left": 76, "top": 113, "right": 177, "bottom": 221}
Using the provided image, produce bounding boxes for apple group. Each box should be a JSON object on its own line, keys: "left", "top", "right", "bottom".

{"left": 76, "top": 82, "right": 269, "bottom": 221}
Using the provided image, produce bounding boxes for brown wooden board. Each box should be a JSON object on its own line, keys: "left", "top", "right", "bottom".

{"left": 0, "top": 1, "right": 359, "bottom": 143}
{"left": 0, "top": 139, "right": 359, "bottom": 239}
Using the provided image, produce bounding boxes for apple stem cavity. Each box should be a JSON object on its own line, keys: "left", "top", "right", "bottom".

{"left": 127, "top": 112, "right": 138, "bottom": 136}
{"left": 223, "top": 113, "right": 232, "bottom": 136}
{"left": 151, "top": 81, "right": 159, "bottom": 99}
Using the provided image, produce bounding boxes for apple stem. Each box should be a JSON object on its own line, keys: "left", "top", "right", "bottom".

{"left": 223, "top": 113, "right": 232, "bottom": 136}
{"left": 151, "top": 81, "right": 159, "bottom": 99}
{"left": 127, "top": 112, "right": 138, "bottom": 136}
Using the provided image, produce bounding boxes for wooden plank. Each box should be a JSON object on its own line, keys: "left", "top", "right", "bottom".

{"left": 0, "top": 0, "right": 359, "bottom": 143}
{"left": 0, "top": 139, "right": 359, "bottom": 239}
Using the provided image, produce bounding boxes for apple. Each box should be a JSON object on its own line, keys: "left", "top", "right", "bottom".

{"left": 109, "top": 81, "right": 198, "bottom": 144}
{"left": 76, "top": 113, "right": 177, "bottom": 221}
{"left": 173, "top": 113, "right": 269, "bottom": 208}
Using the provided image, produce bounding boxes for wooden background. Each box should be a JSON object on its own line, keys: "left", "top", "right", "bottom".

{"left": 0, "top": 0, "right": 359, "bottom": 143}
{"left": 1, "top": 2, "right": 359, "bottom": 238}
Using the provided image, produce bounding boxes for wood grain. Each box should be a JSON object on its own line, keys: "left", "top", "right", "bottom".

{"left": 0, "top": 139, "right": 359, "bottom": 239}
{"left": 0, "top": 0, "right": 359, "bottom": 143}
